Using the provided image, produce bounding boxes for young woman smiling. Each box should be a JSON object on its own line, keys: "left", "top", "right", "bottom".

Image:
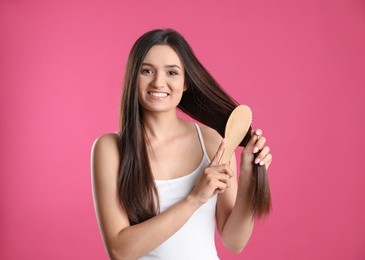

{"left": 91, "top": 29, "right": 272, "bottom": 260}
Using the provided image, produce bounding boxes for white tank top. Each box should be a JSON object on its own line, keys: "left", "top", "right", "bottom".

{"left": 140, "top": 123, "right": 219, "bottom": 260}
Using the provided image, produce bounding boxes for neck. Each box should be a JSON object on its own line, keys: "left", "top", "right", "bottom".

{"left": 142, "top": 109, "right": 184, "bottom": 141}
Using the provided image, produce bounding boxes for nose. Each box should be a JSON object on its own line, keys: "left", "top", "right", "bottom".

{"left": 151, "top": 71, "right": 165, "bottom": 88}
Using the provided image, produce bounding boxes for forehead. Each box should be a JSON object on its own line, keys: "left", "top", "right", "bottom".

{"left": 143, "top": 45, "right": 183, "bottom": 67}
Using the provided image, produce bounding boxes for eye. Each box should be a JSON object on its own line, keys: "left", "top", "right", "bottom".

{"left": 141, "top": 68, "right": 153, "bottom": 74}
{"left": 167, "top": 71, "right": 178, "bottom": 76}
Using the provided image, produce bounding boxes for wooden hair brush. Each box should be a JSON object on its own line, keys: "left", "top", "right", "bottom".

{"left": 219, "top": 105, "right": 272, "bottom": 219}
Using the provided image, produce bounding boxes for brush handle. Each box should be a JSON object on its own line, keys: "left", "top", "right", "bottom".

{"left": 219, "top": 142, "right": 239, "bottom": 164}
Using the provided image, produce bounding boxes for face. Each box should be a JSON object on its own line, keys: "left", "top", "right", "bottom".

{"left": 138, "top": 45, "right": 186, "bottom": 114}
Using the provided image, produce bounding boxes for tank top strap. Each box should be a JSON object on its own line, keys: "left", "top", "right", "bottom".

{"left": 194, "top": 123, "right": 210, "bottom": 162}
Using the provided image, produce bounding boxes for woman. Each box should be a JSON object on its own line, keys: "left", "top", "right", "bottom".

{"left": 92, "top": 29, "right": 272, "bottom": 260}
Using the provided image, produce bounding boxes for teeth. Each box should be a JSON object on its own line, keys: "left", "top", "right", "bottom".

{"left": 149, "top": 92, "right": 168, "bottom": 97}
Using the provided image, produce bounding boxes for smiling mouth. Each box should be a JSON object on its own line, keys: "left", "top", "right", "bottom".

{"left": 148, "top": 92, "right": 168, "bottom": 97}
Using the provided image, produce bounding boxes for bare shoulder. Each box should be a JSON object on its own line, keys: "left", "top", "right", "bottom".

{"left": 92, "top": 133, "right": 120, "bottom": 154}
{"left": 91, "top": 133, "right": 120, "bottom": 179}
{"left": 198, "top": 124, "right": 223, "bottom": 160}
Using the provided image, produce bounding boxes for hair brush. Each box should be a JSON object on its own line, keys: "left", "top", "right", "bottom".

{"left": 219, "top": 105, "right": 272, "bottom": 219}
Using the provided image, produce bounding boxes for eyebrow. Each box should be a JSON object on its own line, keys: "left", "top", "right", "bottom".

{"left": 141, "top": 62, "right": 182, "bottom": 70}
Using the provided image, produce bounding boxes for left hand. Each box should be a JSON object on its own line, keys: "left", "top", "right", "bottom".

{"left": 240, "top": 129, "right": 272, "bottom": 177}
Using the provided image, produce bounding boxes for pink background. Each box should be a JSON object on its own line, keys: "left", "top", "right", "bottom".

{"left": 1, "top": 0, "right": 364, "bottom": 259}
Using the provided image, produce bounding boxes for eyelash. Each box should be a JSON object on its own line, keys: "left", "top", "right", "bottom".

{"left": 167, "top": 71, "right": 178, "bottom": 76}
{"left": 140, "top": 69, "right": 178, "bottom": 76}
{"left": 141, "top": 69, "right": 153, "bottom": 74}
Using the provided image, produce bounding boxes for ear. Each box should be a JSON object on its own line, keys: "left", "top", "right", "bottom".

{"left": 183, "top": 84, "right": 188, "bottom": 91}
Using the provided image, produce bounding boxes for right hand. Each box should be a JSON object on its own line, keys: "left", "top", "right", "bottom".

{"left": 190, "top": 139, "right": 234, "bottom": 206}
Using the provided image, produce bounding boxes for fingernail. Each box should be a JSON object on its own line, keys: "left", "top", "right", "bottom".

{"left": 254, "top": 158, "right": 260, "bottom": 164}
{"left": 253, "top": 147, "right": 259, "bottom": 153}
{"left": 255, "top": 130, "right": 261, "bottom": 135}
{"left": 259, "top": 161, "right": 265, "bottom": 166}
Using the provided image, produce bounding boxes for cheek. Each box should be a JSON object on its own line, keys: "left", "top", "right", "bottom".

{"left": 137, "top": 77, "right": 147, "bottom": 92}
{"left": 173, "top": 78, "right": 185, "bottom": 91}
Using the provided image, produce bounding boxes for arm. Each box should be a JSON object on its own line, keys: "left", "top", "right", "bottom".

{"left": 91, "top": 133, "right": 231, "bottom": 259}
{"left": 215, "top": 152, "right": 255, "bottom": 254}
{"left": 214, "top": 129, "right": 272, "bottom": 253}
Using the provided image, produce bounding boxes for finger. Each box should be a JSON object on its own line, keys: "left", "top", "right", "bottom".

{"left": 264, "top": 154, "right": 273, "bottom": 170}
{"left": 216, "top": 173, "right": 231, "bottom": 188}
{"left": 253, "top": 136, "right": 267, "bottom": 154}
{"left": 214, "top": 188, "right": 223, "bottom": 194}
{"left": 254, "top": 129, "right": 263, "bottom": 138}
{"left": 215, "top": 164, "right": 234, "bottom": 178}
{"left": 254, "top": 146, "right": 270, "bottom": 165}
{"left": 214, "top": 180, "right": 228, "bottom": 194}
{"left": 247, "top": 129, "right": 262, "bottom": 150}
{"left": 261, "top": 153, "right": 273, "bottom": 169}
{"left": 211, "top": 139, "right": 226, "bottom": 165}
{"left": 223, "top": 165, "right": 235, "bottom": 178}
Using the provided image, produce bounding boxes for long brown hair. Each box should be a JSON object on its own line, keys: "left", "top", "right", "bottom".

{"left": 118, "top": 29, "right": 271, "bottom": 225}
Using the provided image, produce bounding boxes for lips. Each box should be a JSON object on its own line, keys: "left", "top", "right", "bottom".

{"left": 148, "top": 91, "right": 169, "bottom": 97}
